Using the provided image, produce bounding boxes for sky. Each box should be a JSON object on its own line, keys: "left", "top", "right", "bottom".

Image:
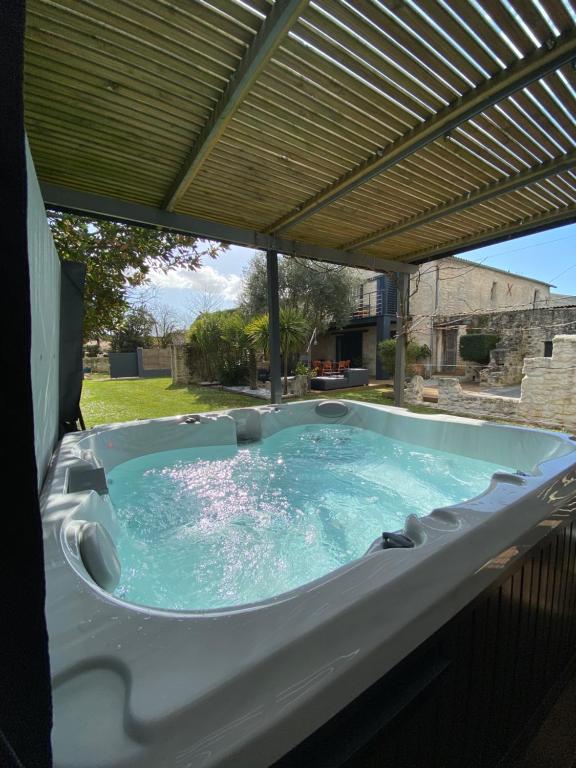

{"left": 136, "top": 222, "right": 576, "bottom": 325}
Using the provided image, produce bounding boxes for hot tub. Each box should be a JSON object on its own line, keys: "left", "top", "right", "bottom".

{"left": 41, "top": 400, "right": 576, "bottom": 768}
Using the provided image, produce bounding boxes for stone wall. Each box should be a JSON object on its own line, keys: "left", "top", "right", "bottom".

{"left": 171, "top": 345, "right": 190, "bottom": 385}
{"left": 517, "top": 335, "right": 576, "bottom": 429}
{"left": 410, "top": 257, "right": 552, "bottom": 356}
{"left": 435, "top": 378, "right": 521, "bottom": 419}
{"left": 405, "top": 334, "right": 576, "bottom": 432}
{"left": 479, "top": 305, "right": 576, "bottom": 386}
{"left": 435, "top": 304, "right": 576, "bottom": 385}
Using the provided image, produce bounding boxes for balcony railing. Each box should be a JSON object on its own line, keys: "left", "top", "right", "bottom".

{"left": 351, "top": 285, "right": 397, "bottom": 319}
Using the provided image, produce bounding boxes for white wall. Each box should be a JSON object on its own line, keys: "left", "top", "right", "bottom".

{"left": 27, "top": 140, "right": 61, "bottom": 487}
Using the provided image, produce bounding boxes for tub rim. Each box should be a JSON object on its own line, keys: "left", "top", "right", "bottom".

{"left": 51, "top": 398, "right": 576, "bottom": 617}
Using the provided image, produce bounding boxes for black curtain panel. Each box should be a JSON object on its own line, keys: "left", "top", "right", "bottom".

{"left": 0, "top": 1, "right": 53, "bottom": 766}
{"left": 59, "top": 261, "right": 87, "bottom": 435}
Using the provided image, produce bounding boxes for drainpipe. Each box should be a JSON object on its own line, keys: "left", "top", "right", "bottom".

{"left": 394, "top": 271, "right": 409, "bottom": 407}
{"left": 431, "top": 263, "right": 440, "bottom": 374}
{"left": 266, "top": 250, "right": 282, "bottom": 404}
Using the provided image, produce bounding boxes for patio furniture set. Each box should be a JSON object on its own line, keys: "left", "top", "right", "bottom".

{"left": 311, "top": 359, "right": 369, "bottom": 391}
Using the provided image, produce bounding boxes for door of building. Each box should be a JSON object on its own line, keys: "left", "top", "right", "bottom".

{"left": 336, "top": 331, "right": 363, "bottom": 368}
{"left": 442, "top": 329, "right": 458, "bottom": 373}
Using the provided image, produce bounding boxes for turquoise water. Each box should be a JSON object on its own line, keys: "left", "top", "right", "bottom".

{"left": 107, "top": 423, "right": 511, "bottom": 610}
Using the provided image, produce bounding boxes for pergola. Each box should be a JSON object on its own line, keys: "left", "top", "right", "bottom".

{"left": 2, "top": 3, "right": 575, "bottom": 765}
{"left": 25, "top": 0, "right": 576, "bottom": 401}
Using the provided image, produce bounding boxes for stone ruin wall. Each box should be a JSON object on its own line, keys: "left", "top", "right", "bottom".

{"left": 405, "top": 334, "right": 576, "bottom": 433}
{"left": 434, "top": 305, "right": 576, "bottom": 387}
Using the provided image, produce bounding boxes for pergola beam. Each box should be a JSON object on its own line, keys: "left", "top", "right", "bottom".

{"left": 343, "top": 151, "right": 576, "bottom": 251}
{"left": 163, "top": 0, "right": 308, "bottom": 212}
{"left": 41, "top": 183, "right": 417, "bottom": 274}
{"left": 267, "top": 30, "right": 576, "bottom": 235}
{"left": 405, "top": 205, "right": 576, "bottom": 264}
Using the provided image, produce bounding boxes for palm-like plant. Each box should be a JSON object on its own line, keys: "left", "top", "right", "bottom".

{"left": 245, "top": 313, "right": 269, "bottom": 391}
{"left": 279, "top": 307, "right": 309, "bottom": 393}
{"left": 245, "top": 313, "right": 269, "bottom": 356}
{"left": 246, "top": 308, "right": 308, "bottom": 394}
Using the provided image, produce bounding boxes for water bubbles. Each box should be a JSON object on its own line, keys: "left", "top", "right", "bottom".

{"left": 108, "top": 424, "right": 511, "bottom": 610}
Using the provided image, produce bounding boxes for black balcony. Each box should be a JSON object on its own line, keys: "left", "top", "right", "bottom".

{"left": 351, "top": 279, "right": 397, "bottom": 319}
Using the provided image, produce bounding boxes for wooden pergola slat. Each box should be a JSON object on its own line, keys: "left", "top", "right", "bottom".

{"left": 24, "top": 0, "right": 576, "bottom": 274}
{"left": 266, "top": 30, "right": 576, "bottom": 234}
{"left": 342, "top": 151, "right": 576, "bottom": 250}
{"left": 164, "top": 0, "right": 308, "bottom": 211}
{"left": 403, "top": 204, "right": 576, "bottom": 263}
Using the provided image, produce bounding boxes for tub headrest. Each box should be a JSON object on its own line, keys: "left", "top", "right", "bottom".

{"left": 315, "top": 401, "right": 349, "bottom": 418}
{"left": 79, "top": 522, "right": 121, "bottom": 593}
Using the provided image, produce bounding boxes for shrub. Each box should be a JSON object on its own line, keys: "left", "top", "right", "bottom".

{"left": 110, "top": 306, "right": 154, "bottom": 352}
{"left": 218, "top": 360, "right": 249, "bottom": 386}
{"left": 84, "top": 343, "right": 100, "bottom": 358}
{"left": 294, "top": 361, "right": 311, "bottom": 376}
{"left": 459, "top": 333, "right": 499, "bottom": 365}
{"left": 378, "top": 339, "right": 431, "bottom": 376}
{"left": 187, "top": 309, "right": 249, "bottom": 383}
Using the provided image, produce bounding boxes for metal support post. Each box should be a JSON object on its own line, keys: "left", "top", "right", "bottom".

{"left": 266, "top": 250, "right": 282, "bottom": 404}
{"left": 394, "top": 271, "right": 410, "bottom": 407}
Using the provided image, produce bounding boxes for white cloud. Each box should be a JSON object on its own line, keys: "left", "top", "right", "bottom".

{"left": 148, "top": 265, "right": 243, "bottom": 302}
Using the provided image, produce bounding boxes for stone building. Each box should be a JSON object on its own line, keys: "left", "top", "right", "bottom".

{"left": 409, "top": 257, "right": 553, "bottom": 375}
{"left": 314, "top": 257, "right": 555, "bottom": 378}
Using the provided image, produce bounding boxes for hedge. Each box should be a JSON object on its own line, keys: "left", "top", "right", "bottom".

{"left": 459, "top": 333, "right": 499, "bottom": 365}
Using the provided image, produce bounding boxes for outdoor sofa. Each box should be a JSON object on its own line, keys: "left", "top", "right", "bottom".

{"left": 311, "top": 367, "right": 369, "bottom": 391}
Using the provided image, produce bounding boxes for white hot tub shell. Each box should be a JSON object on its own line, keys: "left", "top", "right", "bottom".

{"left": 40, "top": 400, "right": 576, "bottom": 768}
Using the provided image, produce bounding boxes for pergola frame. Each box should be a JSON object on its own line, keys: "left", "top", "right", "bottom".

{"left": 27, "top": 1, "right": 576, "bottom": 404}
{"left": 164, "top": 0, "right": 309, "bottom": 211}
{"left": 41, "top": 183, "right": 417, "bottom": 274}
{"left": 6, "top": 3, "right": 576, "bottom": 765}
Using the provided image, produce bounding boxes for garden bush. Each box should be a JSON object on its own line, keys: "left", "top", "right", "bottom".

{"left": 84, "top": 343, "right": 100, "bottom": 358}
{"left": 459, "top": 333, "right": 499, "bottom": 365}
{"left": 378, "top": 339, "right": 431, "bottom": 376}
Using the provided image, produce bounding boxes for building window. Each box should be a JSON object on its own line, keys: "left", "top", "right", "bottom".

{"left": 533, "top": 289, "right": 541, "bottom": 308}
{"left": 544, "top": 340, "right": 553, "bottom": 357}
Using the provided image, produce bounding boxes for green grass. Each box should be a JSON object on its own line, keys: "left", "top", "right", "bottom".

{"left": 81, "top": 377, "right": 447, "bottom": 429}
{"left": 81, "top": 378, "right": 259, "bottom": 428}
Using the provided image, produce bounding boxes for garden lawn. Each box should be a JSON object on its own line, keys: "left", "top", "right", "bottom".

{"left": 81, "top": 378, "right": 258, "bottom": 428}
{"left": 81, "top": 377, "right": 444, "bottom": 429}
